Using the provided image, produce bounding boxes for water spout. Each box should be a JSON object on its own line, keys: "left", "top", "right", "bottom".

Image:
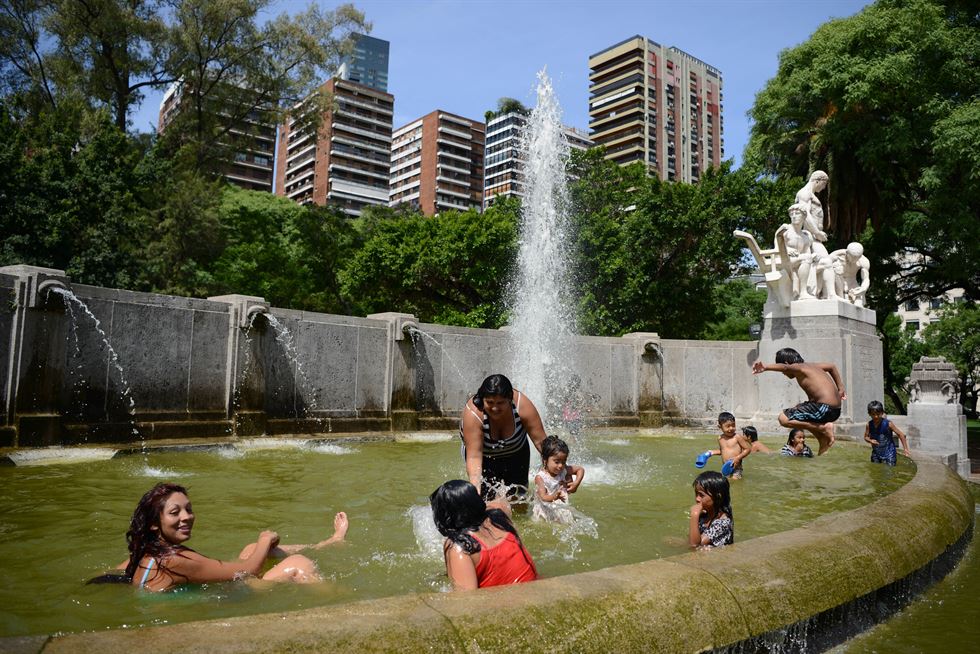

{"left": 400, "top": 320, "right": 420, "bottom": 340}
{"left": 508, "top": 69, "right": 577, "bottom": 425}
{"left": 245, "top": 304, "right": 269, "bottom": 328}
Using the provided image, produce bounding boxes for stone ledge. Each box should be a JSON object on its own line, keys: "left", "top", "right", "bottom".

{"left": 22, "top": 458, "right": 971, "bottom": 653}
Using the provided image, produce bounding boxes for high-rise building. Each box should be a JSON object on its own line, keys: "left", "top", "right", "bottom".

{"left": 588, "top": 35, "right": 723, "bottom": 183}
{"left": 157, "top": 82, "right": 276, "bottom": 192}
{"left": 276, "top": 78, "right": 394, "bottom": 216}
{"left": 389, "top": 110, "right": 484, "bottom": 215}
{"left": 483, "top": 111, "right": 592, "bottom": 209}
{"left": 338, "top": 34, "right": 390, "bottom": 93}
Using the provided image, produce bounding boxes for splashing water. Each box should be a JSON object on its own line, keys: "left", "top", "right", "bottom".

{"left": 265, "top": 314, "right": 328, "bottom": 431}
{"left": 508, "top": 69, "right": 578, "bottom": 430}
{"left": 405, "top": 326, "right": 469, "bottom": 389}
{"left": 407, "top": 504, "right": 444, "bottom": 559}
{"left": 52, "top": 288, "right": 143, "bottom": 450}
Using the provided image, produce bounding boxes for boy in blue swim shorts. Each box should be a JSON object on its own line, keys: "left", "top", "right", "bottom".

{"left": 752, "top": 348, "right": 846, "bottom": 456}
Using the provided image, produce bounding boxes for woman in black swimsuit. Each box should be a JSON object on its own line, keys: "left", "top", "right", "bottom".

{"left": 460, "top": 374, "right": 547, "bottom": 500}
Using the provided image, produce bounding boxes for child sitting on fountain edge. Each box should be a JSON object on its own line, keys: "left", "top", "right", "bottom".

{"left": 531, "top": 436, "right": 584, "bottom": 524}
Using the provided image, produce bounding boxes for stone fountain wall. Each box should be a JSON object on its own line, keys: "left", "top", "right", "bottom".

{"left": 0, "top": 266, "right": 879, "bottom": 448}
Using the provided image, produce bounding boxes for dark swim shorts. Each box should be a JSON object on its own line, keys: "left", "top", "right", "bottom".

{"left": 783, "top": 401, "right": 841, "bottom": 424}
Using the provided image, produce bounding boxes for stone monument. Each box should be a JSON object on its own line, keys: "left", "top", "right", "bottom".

{"left": 905, "top": 356, "right": 971, "bottom": 477}
{"left": 734, "top": 172, "right": 883, "bottom": 436}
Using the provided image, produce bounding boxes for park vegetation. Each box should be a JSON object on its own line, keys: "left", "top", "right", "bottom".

{"left": 1, "top": 1, "right": 977, "bottom": 410}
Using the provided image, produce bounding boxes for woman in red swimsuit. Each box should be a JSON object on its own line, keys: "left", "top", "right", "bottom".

{"left": 430, "top": 480, "right": 538, "bottom": 590}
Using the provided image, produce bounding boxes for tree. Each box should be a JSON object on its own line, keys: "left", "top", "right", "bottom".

{"left": 339, "top": 201, "right": 519, "bottom": 328}
{"left": 700, "top": 279, "right": 767, "bottom": 341}
{"left": 745, "top": 0, "right": 980, "bottom": 302}
{"left": 568, "top": 149, "right": 793, "bottom": 338}
{"left": 922, "top": 302, "right": 980, "bottom": 413}
{"left": 163, "top": 0, "right": 367, "bottom": 172}
{"left": 484, "top": 97, "right": 529, "bottom": 122}
{"left": 0, "top": 98, "right": 149, "bottom": 288}
{"left": 879, "top": 312, "right": 927, "bottom": 414}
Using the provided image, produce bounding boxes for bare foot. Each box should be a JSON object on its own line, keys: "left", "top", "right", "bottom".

{"left": 816, "top": 423, "right": 836, "bottom": 455}
{"left": 332, "top": 511, "right": 349, "bottom": 541}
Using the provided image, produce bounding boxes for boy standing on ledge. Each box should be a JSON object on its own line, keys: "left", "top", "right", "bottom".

{"left": 752, "top": 348, "right": 846, "bottom": 455}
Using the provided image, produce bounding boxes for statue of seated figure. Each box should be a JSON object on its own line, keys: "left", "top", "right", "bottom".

{"left": 779, "top": 204, "right": 816, "bottom": 300}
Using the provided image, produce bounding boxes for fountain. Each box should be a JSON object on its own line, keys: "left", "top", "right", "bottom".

{"left": 508, "top": 69, "right": 578, "bottom": 430}
{"left": 0, "top": 67, "right": 974, "bottom": 652}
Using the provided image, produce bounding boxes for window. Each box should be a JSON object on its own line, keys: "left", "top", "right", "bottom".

{"left": 905, "top": 299, "right": 920, "bottom": 311}
{"left": 905, "top": 320, "right": 920, "bottom": 332}
{"left": 929, "top": 297, "right": 943, "bottom": 310}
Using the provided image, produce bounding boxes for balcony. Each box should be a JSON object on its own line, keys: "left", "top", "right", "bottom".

{"left": 328, "top": 162, "right": 389, "bottom": 181}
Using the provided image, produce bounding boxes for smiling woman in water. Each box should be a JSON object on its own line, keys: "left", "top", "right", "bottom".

{"left": 96, "top": 482, "right": 348, "bottom": 591}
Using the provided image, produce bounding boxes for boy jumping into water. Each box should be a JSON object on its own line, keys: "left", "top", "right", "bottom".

{"left": 752, "top": 348, "right": 846, "bottom": 455}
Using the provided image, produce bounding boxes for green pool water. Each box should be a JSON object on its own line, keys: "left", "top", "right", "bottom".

{"left": 0, "top": 435, "right": 914, "bottom": 638}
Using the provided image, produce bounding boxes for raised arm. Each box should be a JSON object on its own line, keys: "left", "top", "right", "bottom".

{"left": 688, "top": 505, "right": 703, "bottom": 548}
{"left": 753, "top": 361, "right": 789, "bottom": 375}
{"left": 818, "top": 362, "right": 846, "bottom": 401}
{"left": 734, "top": 435, "right": 752, "bottom": 465}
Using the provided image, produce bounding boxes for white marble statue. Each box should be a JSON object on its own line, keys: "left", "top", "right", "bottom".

{"left": 829, "top": 242, "right": 870, "bottom": 307}
{"left": 795, "top": 171, "right": 830, "bottom": 251}
{"left": 779, "top": 204, "right": 815, "bottom": 300}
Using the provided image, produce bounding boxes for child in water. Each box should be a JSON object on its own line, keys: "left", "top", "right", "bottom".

{"left": 781, "top": 428, "right": 814, "bottom": 457}
{"left": 695, "top": 412, "right": 751, "bottom": 479}
{"left": 865, "top": 400, "right": 910, "bottom": 465}
{"left": 531, "top": 435, "right": 585, "bottom": 524}
{"left": 106, "top": 482, "right": 348, "bottom": 591}
{"left": 689, "top": 471, "right": 734, "bottom": 549}
{"left": 743, "top": 425, "right": 771, "bottom": 454}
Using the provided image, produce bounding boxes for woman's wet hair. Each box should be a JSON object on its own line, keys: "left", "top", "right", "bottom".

{"left": 741, "top": 426, "right": 758, "bottom": 442}
{"left": 694, "top": 471, "right": 733, "bottom": 519}
{"left": 540, "top": 435, "right": 569, "bottom": 462}
{"left": 787, "top": 428, "right": 805, "bottom": 445}
{"left": 123, "top": 482, "right": 190, "bottom": 581}
{"left": 430, "top": 480, "right": 523, "bottom": 556}
{"left": 473, "top": 374, "right": 514, "bottom": 410}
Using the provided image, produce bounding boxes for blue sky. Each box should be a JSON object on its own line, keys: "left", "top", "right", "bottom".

{"left": 133, "top": 0, "right": 871, "bottom": 168}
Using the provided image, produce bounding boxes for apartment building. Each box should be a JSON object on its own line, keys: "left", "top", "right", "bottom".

{"left": 157, "top": 82, "right": 276, "bottom": 192}
{"left": 483, "top": 111, "right": 593, "bottom": 208}
{"left": 389, "top": 110, "right": 485, "bottom": 215}
{"left": 276, "top": 78, "right": 394, "bottom": 216}
{"left": 338, "top": 34, "right": 390, "bottom": 93}
{"left": 588, "top": 35, "right": 723, "bottom": 183}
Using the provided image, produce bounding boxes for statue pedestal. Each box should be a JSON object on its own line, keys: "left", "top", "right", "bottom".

{"left": 754, "top": 298, "right": 883, "bottom": 438}
{"left": 905, "top": 357, "right": 971, "bottom": 478}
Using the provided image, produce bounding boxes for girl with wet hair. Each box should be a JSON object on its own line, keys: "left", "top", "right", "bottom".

{"left": 430, "top": 480, "right": 537, "bottom": 590}
{"left": 531, "top": 436, "right": 585, "bottom": 524}
{"left": 460, "top": 374, "right": 548, "bottom": 500}
{"left": 101, "top": 482, "right": 348, "bottom": 591}
{"left": 688, "top": 471, "right": 734, "bottom": 548}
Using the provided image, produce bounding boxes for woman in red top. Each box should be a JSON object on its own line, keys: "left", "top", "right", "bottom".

{"left": 430, "top": 480, "right": 537, "bottom": 590}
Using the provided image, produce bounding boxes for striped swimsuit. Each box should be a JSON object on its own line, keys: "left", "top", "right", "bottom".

{"left": 460, "top": 392, "right": 531, "bottom": 498}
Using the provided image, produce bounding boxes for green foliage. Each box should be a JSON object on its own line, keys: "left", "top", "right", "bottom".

{"left": 0, "top": 99, "right": 148, "bottom": 288}
{"left": 209, "top": 187, "right": 361, "bottom": 314}
{"left": 700, "top": 279, "right": 767, "bottom": 341}
{"left": 485, "top": 97, "right": 529, "bottom": 121}
{"left": 745, "top": 0, "right": 980, "bottom": 301}
{"left": 879, "top": 312, "right": 927, "bottom": 414}
{"left": 339, "top": 201, "right": 519, "bottom": 328}
{"left": 568, "top": 149, "right": 793, "bottom": 338}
